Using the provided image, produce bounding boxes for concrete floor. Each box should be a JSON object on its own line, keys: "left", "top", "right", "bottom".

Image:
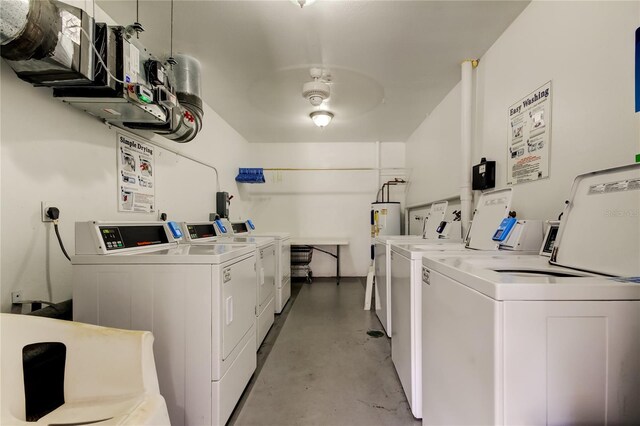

{"left": 230, "top": 278, "right": 421, "bottom": 426}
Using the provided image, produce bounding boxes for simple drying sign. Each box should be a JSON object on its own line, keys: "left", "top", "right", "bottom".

{"left": 507, "top": 81, "right": 552, "bottom": 185}
{"left": 117, "top": 133, "right": 156, "bottom": 213}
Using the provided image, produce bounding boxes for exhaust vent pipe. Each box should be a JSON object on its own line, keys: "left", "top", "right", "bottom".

{"left": 1, "top": 0, "right": 94, "bottom": 86}
{"left": 2, "top": 2, "right": 204, "bottom": 143}
{"left": 161, "top": 54, "right": 204, "bottom": 143}
{"left": 1, "top": 0, "right": 56, "bottom": 60}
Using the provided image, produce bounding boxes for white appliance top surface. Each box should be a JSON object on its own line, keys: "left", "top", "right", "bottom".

{"left": 72, "top": 243, "right": 255, "bottom": 265}
{"left": 424, "top": 201, "right": 448, "bottom": 239}
{"left": 390, "top": 241, "right": 468, "bottom": 259}
{"left": 375, "top": 235, "right": 428, "bottom": 244}
{"left": 192, "top": 235, "right": 275, "bottom": 247}
{"left": 422, "top": 254, "right": 640, "bottom": 301}
{"left": 552, "top": 163, "right": 640, "bottom": 277}
{"left": 466, "top": 188, "right": 513, "bottom": 250}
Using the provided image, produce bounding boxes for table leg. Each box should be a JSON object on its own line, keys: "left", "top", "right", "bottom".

{"left": 336, "top": 245, "right": 340, "bottom": 285}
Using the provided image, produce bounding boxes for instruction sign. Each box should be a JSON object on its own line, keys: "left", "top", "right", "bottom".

{"left": 507, "top": 81, "right": 552, "bottom": 185}
{"left": 117, "top": 133, "right": 155, "bottom": 212}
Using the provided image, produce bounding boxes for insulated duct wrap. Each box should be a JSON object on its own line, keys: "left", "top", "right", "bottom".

{"left": 1, "top": 0, "right": 59, "bottom": 61}
{"left": 163, "top": 54, "right": 204, "bottom": 143}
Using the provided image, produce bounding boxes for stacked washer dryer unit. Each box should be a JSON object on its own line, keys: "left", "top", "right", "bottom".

{"left": 374, "top": 200, "right": 458, "bottom": 337}
{"left": 231, "top": 219, "right": 292, "bottom": 314}
{"left": 182, "top": 220, "right": 276, "bottom": 348}
{"left": 420, "top": 164, "right": 640, "bottom": 425}
{"left": 72, "top": 221, "right": 257, "bottom": 426}
{"left": 388, "top": 188, "right": 544, "bottom": 419}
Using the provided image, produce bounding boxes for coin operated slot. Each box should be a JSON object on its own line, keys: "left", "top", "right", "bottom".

{"left": 215, "top": 219, "right": 228, "bottom": 234}
{"left": 492, "top": 217, "right": 518, "bottom": 242}
{"left": 167, "top": 221, "right": 183, "bottom": 240}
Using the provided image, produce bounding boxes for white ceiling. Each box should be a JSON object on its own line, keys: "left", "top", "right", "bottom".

{"left": 97, "top": 0, "right": 529, "bottom": 143}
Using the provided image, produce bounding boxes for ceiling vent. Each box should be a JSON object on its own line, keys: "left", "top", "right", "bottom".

{"left": 302, "top": 67, "right": 330, "bottom": 106}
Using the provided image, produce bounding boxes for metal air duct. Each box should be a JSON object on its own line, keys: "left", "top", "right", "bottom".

{"left": 164, "top": 54, "right": 204, "bottom": 143}
{"left": 128, "top": 54, "right": 204, "bottom": 143}
{"left": 1, "top": 0, "right": 95, "bottom": 86}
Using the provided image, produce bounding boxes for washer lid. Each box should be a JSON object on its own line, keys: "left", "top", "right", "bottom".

{"left": 551, "top": 163, "right": 640, "bottom": 277}
{"left": 424, "top": 201, "right": 448, "bottom": 239}
{"left": 466, "top": 188, "right": 513, "bottom": 250}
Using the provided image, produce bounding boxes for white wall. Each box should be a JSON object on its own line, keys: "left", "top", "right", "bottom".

{"left": 406, "top": 84, "right": 462, "bottom": 207}
{"left": 0, "top": 61, "right": 252, "bottom": 312}
{"left": 406, "top": 1, "right": 640, "bottom": 221}
{"left": 245, "top": 142, "right": 406, "bottom": 277}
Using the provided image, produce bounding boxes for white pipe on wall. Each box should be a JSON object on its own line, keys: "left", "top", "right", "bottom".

{"left": 376, "top": 140, "right": 381, "bottom": 191}
{"left": 460, "top": 59, "right": 477, "bottom": 238}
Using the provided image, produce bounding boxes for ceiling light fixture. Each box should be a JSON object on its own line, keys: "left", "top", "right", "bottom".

{"left": 310, "top": 110, "right": 334, "bottom": 127}
{"left": 292, "top": 0, "right": 318, "bottom": 8}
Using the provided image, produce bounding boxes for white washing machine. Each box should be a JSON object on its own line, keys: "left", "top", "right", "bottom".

{"left": 182, "top": 220, "right": 276, "bottom": 349}
{"left": 388, "top": 188, "right": 544, "bottom": 419}
{"left": 231, "top": 220, "right": 291, "bottom": 314}
{"left": 421, "top": 163, "right": 640, "bottom": 425}
{"left": 72, "top": 221, "right": 257, "bottom": 426}
{"left": 374, "top": 200, "right": 459, "bottom": 336}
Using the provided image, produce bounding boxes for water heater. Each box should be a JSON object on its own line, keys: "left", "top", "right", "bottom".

{"left": 371, "top": 202, "right": 401, "bottom": 237}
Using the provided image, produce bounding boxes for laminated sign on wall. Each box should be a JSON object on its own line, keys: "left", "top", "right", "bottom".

{"left": 507, "top": 81, "right": 552, "bottom": 185}
{"left": 117, "top": 133, "right": 155, "bottom": 212}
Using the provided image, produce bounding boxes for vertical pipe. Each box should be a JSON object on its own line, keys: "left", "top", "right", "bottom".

{"left": 375, "top": 140, "right": 381, "bottom": 192}
{"left": 460, "top": 60, "right": 477, "bottom": 238}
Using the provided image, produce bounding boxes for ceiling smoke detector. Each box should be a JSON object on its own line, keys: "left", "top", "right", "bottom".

{"left": 302, "top": 67, "right": 330, "bottom": 107}
{"left": 291, "top": 0, "right": 318, "bottom": 8}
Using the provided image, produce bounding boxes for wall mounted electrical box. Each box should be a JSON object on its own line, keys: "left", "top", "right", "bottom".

{"left": 472, "top": 158, "right": 496, "bottom": 190}
{"left": 216, "top": 192, "right": 230, "bottom": 219}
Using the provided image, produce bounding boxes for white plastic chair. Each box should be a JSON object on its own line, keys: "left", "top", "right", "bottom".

{"left": 1, "top": 314, "right": 171, "bottom": 425}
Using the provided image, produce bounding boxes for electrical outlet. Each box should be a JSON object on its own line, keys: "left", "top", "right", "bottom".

{"left": 41, "top": 201, "right": 54, "bottom": 222}
{"left": 12, "top": 290, "right": 23, "bottom": 304}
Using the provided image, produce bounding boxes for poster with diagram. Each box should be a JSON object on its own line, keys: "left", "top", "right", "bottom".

{"left": 117, "top": 133, "right": 155, "bottom": 212}
{"left": 507, "top": 81, "right": 552, "bottom": 185}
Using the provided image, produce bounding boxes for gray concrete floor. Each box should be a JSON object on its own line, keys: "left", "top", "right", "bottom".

{"left": 229, "top": 278, "right": 421, "bottom": 426}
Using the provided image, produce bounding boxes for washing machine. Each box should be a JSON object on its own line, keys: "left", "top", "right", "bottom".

{"left": 183, "top": 220, "right": 276, "bottom": 348}
{"left": 72, "top": 221, "right": 257, "bottom": 426}
{"left": 374, "top": 200, "right": 459, "bottom": 336}
{"left": 420, "top": 163, "right": 640, "bottom": 425}
{"left": 389, "top": 188, "right": 544, "bottom": 418}
{"left": 231, "top": 219, "right": 291, "bottom": 314}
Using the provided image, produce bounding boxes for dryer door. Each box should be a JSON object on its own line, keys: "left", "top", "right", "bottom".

{"left": 221, "top": 256, "right": 256, "bottom": 360}
{"left": 258, "top": 245, "right": 276, "bottom": 309}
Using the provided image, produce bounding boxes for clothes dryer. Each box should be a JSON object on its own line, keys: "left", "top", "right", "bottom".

{"left": 230, "top": 220, "right": 291, "bottom": 313}
{"left": 72, "top": 221, "right": 257, "bottom": 426}
{"left": 183, "top": 220, "right": 276, "bottom": 348}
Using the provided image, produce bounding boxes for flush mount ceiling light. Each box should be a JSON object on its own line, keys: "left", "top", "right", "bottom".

{"left": 291, "top": 0, "right": 318, "bottom": 8}
{"left": 310, "top": 110, "right": 334, "bottom": 127}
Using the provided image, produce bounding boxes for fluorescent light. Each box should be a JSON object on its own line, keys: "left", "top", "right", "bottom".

{"left": 310, "top": 110, "right": 334, "bottom": 127}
